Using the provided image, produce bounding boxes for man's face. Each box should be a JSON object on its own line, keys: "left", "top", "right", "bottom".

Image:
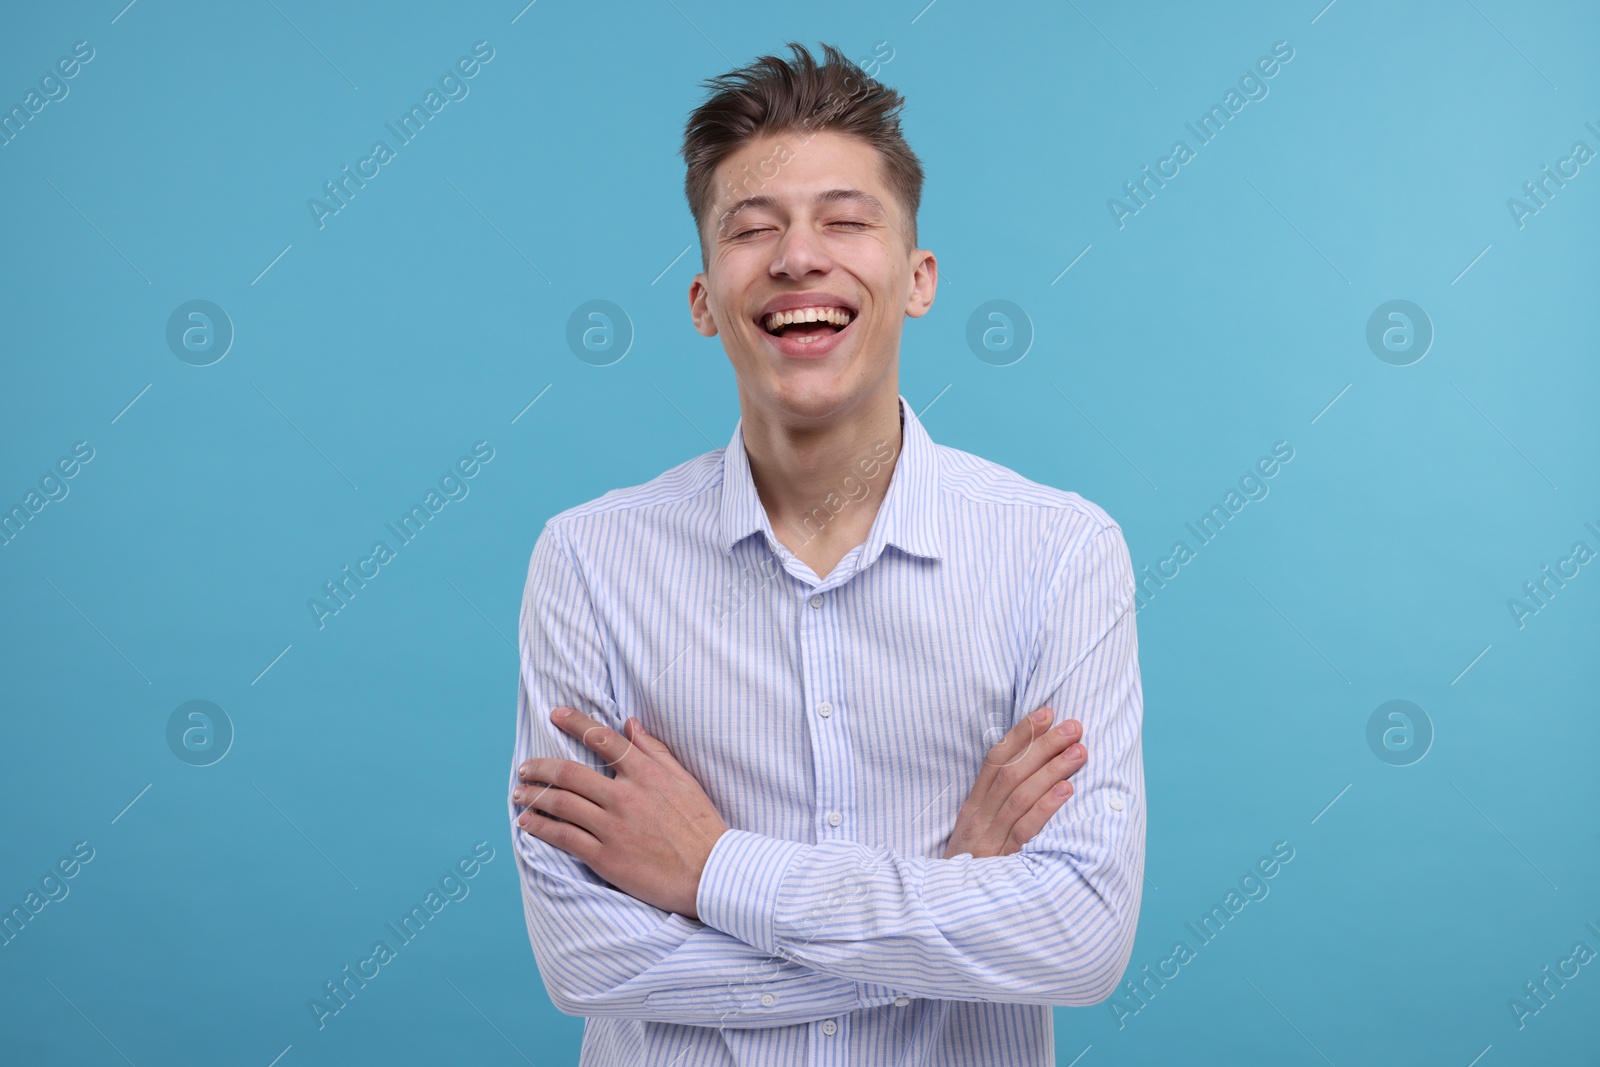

{"left": 688, "top": 130, "right": 936, "bottom": 424}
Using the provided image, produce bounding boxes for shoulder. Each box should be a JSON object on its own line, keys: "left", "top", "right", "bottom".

{"left": 538, "top": 447, "right": 725, "bottom": 546}
{"left": 933, "top": 441, "right": 1122, "bottom": 545}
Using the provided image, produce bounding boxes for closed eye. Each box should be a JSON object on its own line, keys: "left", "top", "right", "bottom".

{"left": 728, "top": 221, "right": 867, "bottom": 239}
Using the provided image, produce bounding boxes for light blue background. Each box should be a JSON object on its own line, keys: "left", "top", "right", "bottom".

{"left": 2, "top": 1, "right": 1597, "bottom": 1064}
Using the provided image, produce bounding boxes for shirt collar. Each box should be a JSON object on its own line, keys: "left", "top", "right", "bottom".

{"left": 718, "top": 394, "right": 943, "bottom": 565}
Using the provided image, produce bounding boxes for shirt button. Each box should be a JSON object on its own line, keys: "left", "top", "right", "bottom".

{"left": 893, "top": 996, "right": 911, "bottom": 1007}
{"left": 826, "top": 811, "right": 842, "bottom": 827}
{"left": 809, "top": 593, "right": 824, "bottom": 608}
{"left": 760, "top": 992, "right": 776, "bottom": 1007}
{"left": 818, "top": 701, "right": 833, "bottom": 718}
{"left": 1109, "top": 794, "right": 1125, "bottom": 811}
{"left": 821, "top": 1020, "right": 838, "bottom": 1036}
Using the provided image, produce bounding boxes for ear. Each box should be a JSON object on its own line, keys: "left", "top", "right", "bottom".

{"left": 903, "top": 248, "right": 938, "bottom": 319}
{"left": 689, "top": 274, "right": 720, "bottom": 337}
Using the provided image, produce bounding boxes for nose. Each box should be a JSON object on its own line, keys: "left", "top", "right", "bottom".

{"left": 770, "top": 220, "right": 832, "bottom": 278}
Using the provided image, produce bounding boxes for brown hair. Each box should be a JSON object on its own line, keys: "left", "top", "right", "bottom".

{"left": 680, "top": 41, "right": 924, "bottom": 267}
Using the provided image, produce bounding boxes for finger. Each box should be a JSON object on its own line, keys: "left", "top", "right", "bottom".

{"left": 964, "top": 708, "right": 1048, "bottom": 819}
{"left": 515, "top": 757, "right": 619, "bottom": 807}
{"left": 625, "top": 719, "right": 693, "bottom": 780}
{"left": 965, "top": 708, "right": 1048, "bottom": 814}
{"left": 996, "top": 741, "right": 1087, "bottom": 844}
{"left": 516, "top": 807, "right": 601, "bottom": 862}
{"left": 1002, "top": 778, "right": 1075, "bottom": 855}
{"left": 984, "top": 707, "right": 1079, "bottom": 771}
{"left": 514, "top": 783, "right": 609, "bottom": 838}
{"left": 971, "top": 714, "right": 1079, "bottom": 821}
{"left": 552, "top": 706, "right": 638, "bottom": 771}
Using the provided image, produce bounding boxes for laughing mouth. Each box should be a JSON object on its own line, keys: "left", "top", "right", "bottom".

{"left": 761, "top": 306, "right": 855, "bottom": 344}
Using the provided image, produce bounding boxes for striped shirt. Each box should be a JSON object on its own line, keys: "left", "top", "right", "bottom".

{"left": 510, "top": 393, "right": 1145, "bottom": 1066}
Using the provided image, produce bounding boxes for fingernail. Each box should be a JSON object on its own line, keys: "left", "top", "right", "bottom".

{"left": 1054, "top": 781, "right": 1071, "bottom": 798}
{"left": 518, "top": 812, "right": 533, "bottom": 827}
{"left": 1031, "top": 708, "right": 1050, "bottom": 726}
{"left": 552, "top": 707, "right": 570, "bottom": 723}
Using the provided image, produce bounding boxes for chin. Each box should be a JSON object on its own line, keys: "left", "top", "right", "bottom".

{"left": 766, "top": 381, "right": 871, "bottom": 422}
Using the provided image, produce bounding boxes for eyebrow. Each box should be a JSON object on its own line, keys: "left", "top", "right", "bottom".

{"left": 717, "top": 188, "right": 889, "bottom": 230}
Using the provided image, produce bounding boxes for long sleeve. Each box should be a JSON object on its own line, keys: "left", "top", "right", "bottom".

{"left": 510, "top": 521, "right": 904, "bottom": 1026}
{"left": 694, "top": 521, "right": 1145, "bottom": 1006}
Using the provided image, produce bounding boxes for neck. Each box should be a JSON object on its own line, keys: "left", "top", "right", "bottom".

{"left": 739, "top": 385, "right": 904, "bottom": 556}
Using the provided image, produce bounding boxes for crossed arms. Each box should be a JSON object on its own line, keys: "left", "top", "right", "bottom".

{"left": 508, "top": 519, "right": 1145, "bottom": 1025}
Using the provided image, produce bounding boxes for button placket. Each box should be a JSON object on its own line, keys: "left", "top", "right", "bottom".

{"left": 800, "top": 586, "right": 853, "bottom": 850}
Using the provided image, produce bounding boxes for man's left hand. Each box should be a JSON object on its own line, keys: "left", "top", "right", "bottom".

{"left": 514, "top": 707, "right": 729, "bottom": 920}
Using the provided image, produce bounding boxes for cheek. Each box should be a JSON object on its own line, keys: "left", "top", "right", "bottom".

{"left": 704, "top": 290, "right": 739, "bottom": 332}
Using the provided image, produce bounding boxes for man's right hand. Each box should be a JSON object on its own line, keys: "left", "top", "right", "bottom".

{"left": 942, "top": 707, "right": 1086, "bottom": 859}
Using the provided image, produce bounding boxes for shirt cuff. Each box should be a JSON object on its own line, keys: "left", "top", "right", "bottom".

{"left": 696, "top": 828, "right": 809, "bottom": 956}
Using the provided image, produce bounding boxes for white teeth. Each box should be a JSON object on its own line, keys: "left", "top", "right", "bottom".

{"left": 763, "top": 306, "right": 853, "bottom": 332}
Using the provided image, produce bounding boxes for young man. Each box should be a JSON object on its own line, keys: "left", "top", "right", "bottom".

{"left": 509, "top": 42, "right": 1144, "bottom": 1066}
